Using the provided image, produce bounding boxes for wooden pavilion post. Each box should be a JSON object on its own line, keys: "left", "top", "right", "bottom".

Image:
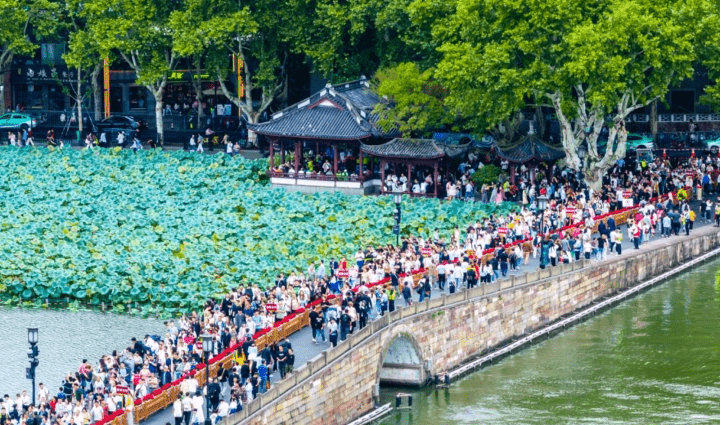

{"left": 281, "top": 140, "right": 285, "bottom": 165}
{"left": 510, "top": 164, "right": 516, "bottom": 185}
{"left": 294, "top": 140, "right": 301, "bottom": 173}
{"left": 380, "top": 159, "right": 386, "bottom": 194}
{"left": 433, "top": 162, "right": 439, "bottom": 198}
{"left": 333, "top": 144, "right": 339, "bottom": 176}
{"left": 530, "top": 166, "right": 535, "bottom": 185}
{"left": 358, "top": 149, "right": 364, "bottom": 179}
{"left": 269, "top": 139, "right": 275, "bottom": 172}
{"left": 406, "top": 163, "right": 412, "bottom": 193}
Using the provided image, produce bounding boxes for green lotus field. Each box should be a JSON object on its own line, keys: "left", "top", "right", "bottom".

{"left": 0, "top": 147, "right": 517, "bottom": 317}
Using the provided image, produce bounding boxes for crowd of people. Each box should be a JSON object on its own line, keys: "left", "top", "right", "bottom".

{"left": 3, "top": 147, "right": 718, "bottom": 425}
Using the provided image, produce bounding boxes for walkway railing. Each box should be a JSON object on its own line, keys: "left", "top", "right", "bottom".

{"left": 105, "top": 189, "right": 684, "bottom": 425}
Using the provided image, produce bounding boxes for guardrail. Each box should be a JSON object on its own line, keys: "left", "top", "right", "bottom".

{"left": 103, "top": 188, "right": 684, "bottom": 425}
{"left": 94, "top": 268, "right": 426, "bottom": 425}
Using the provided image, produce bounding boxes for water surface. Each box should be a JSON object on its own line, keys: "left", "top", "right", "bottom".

{"left": 0, "top": 307, "right": 164, "bottom": 396}
{"left": 376, "top": 258, "right": 720, "bottom": 425}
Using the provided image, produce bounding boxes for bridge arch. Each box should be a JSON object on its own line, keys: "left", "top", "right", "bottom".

{"left": 375, "top": 330, "right": 428, "bottom": 387}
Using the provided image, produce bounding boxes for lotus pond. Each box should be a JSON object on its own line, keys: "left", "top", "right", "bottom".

{"left": 0, "top": 147, "right": 518, "bottom": 317}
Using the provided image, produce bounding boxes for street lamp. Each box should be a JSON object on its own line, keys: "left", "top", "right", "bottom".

{"left": 27, "top": 328, "right": 39, "bottom": 406}
{"left": 537, "top": 195, "right": 548, "bottom": 234}
{"left": 392, "top": 194, "right": 402, "bottom": 246}
{"left": 201, "top": 334, "right": 213, "bottom": 425}
{"left": 578, "top": 144, "right": 587, "bottom": 168}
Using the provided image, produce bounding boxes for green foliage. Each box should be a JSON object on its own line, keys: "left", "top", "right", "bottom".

{"left": 470, "top": 165, "right": 501, "bottom": 186}
{"left": 0, "top": 147, "right": 517, "bottom": 317}
{"left": 0, "top": 0, "right": 60, "bottom": 90}
{"left": 300, "top": 0, "right": 442, "bottom": 80}
{"left": 432, "top": 0, "right": 697, "bottom": 128}
{"left": 374, "top": 62, "right": 452, "bottom": 137}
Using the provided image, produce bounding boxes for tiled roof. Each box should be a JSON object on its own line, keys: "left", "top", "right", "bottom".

{"left": 496, "top": 136, "right": 565, "bottom": 163}
{"left": 433, "top": 132, "right": 495, "bottom": 149}
{"left": 248, "top": 78, "right": 392, "bottom": 141}
{"left": 360, "top": 138, "right": 446, "bottom": 159}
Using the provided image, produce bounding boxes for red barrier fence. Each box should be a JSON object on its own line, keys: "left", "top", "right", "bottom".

{"left": 104, "top": 188, "right": 685, "bottom": 424}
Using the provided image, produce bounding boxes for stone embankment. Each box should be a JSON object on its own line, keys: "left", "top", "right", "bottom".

{"left": 227, "top": 226, "right": 720, "bottom": 425}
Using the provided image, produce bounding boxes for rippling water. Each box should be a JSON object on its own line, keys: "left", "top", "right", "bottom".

{"left": 375, "top": 258, "right": 720, "bottom": 425}
{"left": 0, "top": 308, "right": 164, "bottom": 396}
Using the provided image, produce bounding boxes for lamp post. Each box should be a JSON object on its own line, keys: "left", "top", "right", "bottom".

{"left": 392, "top": 193, "right": 402, "bottom": 247}
{"left": 578, "top": 144, "right": 587, "bottom": 169}
{"left": 201, "top": 334, "right": 213, "bottom": 425}
{"left": 537, "top": 195, "right": 548, "bottom": 234}
{"left": 27, "top": 327, "right": 39, "bottom": 406}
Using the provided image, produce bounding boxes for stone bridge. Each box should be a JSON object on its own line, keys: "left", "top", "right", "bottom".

{"left": 224, "top": 228, "right": 720, "bottom": 425}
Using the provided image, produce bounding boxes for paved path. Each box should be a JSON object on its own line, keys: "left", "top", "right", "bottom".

{"left": 143, "top": 201, "right": 713, "bottom": 425}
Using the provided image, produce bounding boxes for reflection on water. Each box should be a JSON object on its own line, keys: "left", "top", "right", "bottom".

{"left": 0, "top": 308, "right": 164, "bottom": 396}
{"left": 375, "top": 258, "right": 720, "bottom": 425}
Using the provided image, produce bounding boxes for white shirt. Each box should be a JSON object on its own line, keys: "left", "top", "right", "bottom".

{"left": 217, "top": 401, "right": 229, "bottom": 417}
{"left": 192, "top": 396, "right": 205, "bottom": 422}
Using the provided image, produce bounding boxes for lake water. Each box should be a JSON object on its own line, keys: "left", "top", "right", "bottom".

{"left": 0, "top": 307, "right": 164, "bottom": 396}
{"left": 375, "top": 257, "right": 720, "bottom": 425}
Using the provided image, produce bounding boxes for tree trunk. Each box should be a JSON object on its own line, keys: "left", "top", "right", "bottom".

{"left": 149, "top": 85, "right": 166, "bottom": 145}
{"left": 92, "top": 63, "right": 102, "bottom": 121}
{"left": 583, "top": 165, "right": 604, "bottom": 192}
{"left": 535, "top": 104, "right": 545, "bottom": 139}
{"left": 650, "top": 99, "right": 658, "bottom": 138}
{"left": 0, "top": 73, "right": 6, "bottom": 114}
{"left": 194, "top": 58, "right": 202, "bottom": 130}
{"left": 77, "top": 67, "right": 83, "bottom": 139}
{"left": 548, "top": 91, "right": 582, "bottom": 170}
{"left": 0, "top": 52, "right": 12, "bottom": 114}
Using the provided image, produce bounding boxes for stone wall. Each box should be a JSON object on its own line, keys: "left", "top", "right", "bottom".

{"left": 229, "top": 228, "right": 720, "bottom": 425}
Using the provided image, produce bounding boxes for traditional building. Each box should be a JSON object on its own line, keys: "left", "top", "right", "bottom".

{"left": 360, "top": 138, "right": 471, "bottom": 198}
{"left": 495, "top": 135, "right": 565, "bottom": 184}
{"left": 248, "top": 77, "right": 394, "bottom": 194}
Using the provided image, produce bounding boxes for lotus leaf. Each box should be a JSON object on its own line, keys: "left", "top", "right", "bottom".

{"left": 0, "top": 146, "right": 517, "bottom": 317}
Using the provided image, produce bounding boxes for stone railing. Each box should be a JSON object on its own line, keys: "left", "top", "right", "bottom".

{"left": 223, "top": 197, "right": 690, "bottom": 424}
{"left": 110, "top": 189, "right": 681, "bottom": 425}
{"left": 102, "top": 268, "right": 426, "bottom": 425}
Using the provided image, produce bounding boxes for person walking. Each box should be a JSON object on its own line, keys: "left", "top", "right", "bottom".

{"left": 339, "top": 308, "right": 351, "bottom": 341}
{"left": 327, "top": 319, "right": 338, "bottom": 347}
{"left": 402, "top": 282, "right": 413, "bottom": 306}
{"left": 196, "top": 134, "right": 204, "bottom": 153}
{"left": 387, "top": 286, "right": 397, "bottom": 312}
{"left": 181, "top": 393, "right": 192, "bottom": 425}
{"left": 173, "top": 397, "right": 183, "bottom": 425}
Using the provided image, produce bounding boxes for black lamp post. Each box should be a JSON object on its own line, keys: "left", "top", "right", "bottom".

{"left": 201, "top": 334, "right": 213, "bottom": 425}
{"left": 27, "top": 327, "right": 39, "bottom": 406}
{"left": 537, "top": 195, "right": 548, "bottom": 234}
{"left": 392, "top": 193, "right": 402, "bottom": 247}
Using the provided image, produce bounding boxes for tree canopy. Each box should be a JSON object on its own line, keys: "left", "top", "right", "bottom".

{"left": 394, "top": 0, "right": 699, "bottom": 188}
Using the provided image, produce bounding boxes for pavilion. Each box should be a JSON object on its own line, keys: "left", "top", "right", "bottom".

{"left": 247, "top": 77, "right": 395, "bottom": 195}
{"left": 360, "top": 138, "right": 471, "bottom": 198}
{"left": 495, "top": 135, "right": 565, "bottom": 184}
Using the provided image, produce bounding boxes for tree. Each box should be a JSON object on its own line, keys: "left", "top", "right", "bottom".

{"left": 63, "top": 0, "right": 105, "bottom": 135}
{"left": 171, "top": 0, "right": 302, "bottom": 138}
{"left": 434, "top": 0, "right": 697, "bottom": 189}
{"left": 169, "top": 0, "right": 255, "bottom": 130}
{"left": 374, "top": 62, "right": 451, "bottom": 137}
{"left": 0, "top": 0, "right": 59, "bottom": 113}
{"left": 81, "top": 0, "right": 182, "bottom": 144}
{"left": 695, "top": 0, "right": 720, "bottom": 110}
{"left": 301, "top": 0, "right": 445, "bottom": 80}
